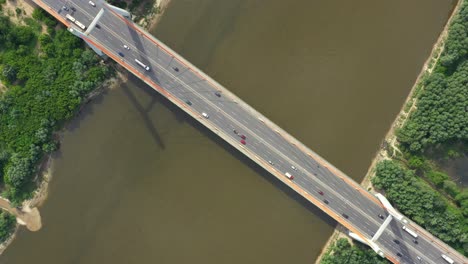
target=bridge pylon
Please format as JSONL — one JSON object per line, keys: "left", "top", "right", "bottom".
{"left": 375, "top": 193, "right": 408, "bottom": 224}
{"left": 68, "top": 28, "right": 105, "bottom": 57}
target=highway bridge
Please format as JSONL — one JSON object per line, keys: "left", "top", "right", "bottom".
{"left": 32, "top": 1, "right": 467, "bottom": 263}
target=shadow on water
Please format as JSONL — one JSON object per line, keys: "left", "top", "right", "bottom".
{"left": 127, "top": 75, "right": 337, "bottom": 228}
{"left": 121, "top": 79, "right": 166, "bottom": 149}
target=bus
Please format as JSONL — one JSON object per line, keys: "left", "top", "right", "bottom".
{"left": 402, "top": 225, "right": 418, "bottom": 238}
{"left": 135, "top": 59, "right": 150, "bottom": 71}
{"left": 65, "top": 14, "right": 76, "bottom": 22}
{"left": 74, "top": 20, "right": 86, "bottom": 30}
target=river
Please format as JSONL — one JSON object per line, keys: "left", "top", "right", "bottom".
{"left": 0, "top": 0, "right": 455, "bottom": 263}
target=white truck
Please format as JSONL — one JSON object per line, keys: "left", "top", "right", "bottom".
{"left": 135, "top": 59, "right": 150, "bottom": 71}
{"left": 402, "top": 225, "right": 418, "bottom": 238}
{"left": 441, "top": 254, "right": 455, "bottom": 264}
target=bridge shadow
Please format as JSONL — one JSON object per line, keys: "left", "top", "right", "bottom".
{"left": 388, "top": 219, "right": 417, "bottom": 262}
{"left": 127, "top": 75, "right": 338, "bottom": 230}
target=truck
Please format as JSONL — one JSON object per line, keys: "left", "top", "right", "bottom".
{"left": 65, "top": 14, "right": 76, "bottom": 22}
{"left": 135, "top": 59, "right": 150, "bottom": 71}
{"left": 402, "top": 225, "right": 418, "bottom": 238}
{"left": 441, "top": 254, "right": 455, "bottom": 264}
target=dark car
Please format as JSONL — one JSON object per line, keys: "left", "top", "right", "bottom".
{"left": 318, "top": 190, "right": 324, "bottom": 195}
{"left": 323, "top": 199, "right": 329, "bottom": 204}
{"left": 378, "top": 214, "right": 384, "bottom": 219}
{"left": 70, "top": 6, "right": 76, "bottom": 11}
{"left": 185, "top": 100, "right": 192, "bottom": 106}
{"left": 342, "top": 213, "right": 349, "bottom": 219}
{"left": 413, "top": 239, "right": 418, "bottom": 244}
{"left": 95, "top": 24, "right": 101, "bottom": 29}
{"left": 172, "top": 67, "right": 179, "bottom": 72}
{"left": 393, "top": 239, "right": 400, "bottom": 244}
{"left": 396, "top": 253, "right": 402, "bottom": 257}
{"left": 233, "top": 129, "right": 238, "bottom": 135}
{"left": 215, "top": 91, "right": 221, "bottom": 97}
{"left": 118, "top": 52, "right": 124, "bottom": 57}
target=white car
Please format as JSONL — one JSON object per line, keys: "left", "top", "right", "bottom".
{"left": 123, "top": 44, "right": 130, "bottom": 50}
{"left": 291, "top": 165, "right": 297, "bottom": 171}
{"left": 89, "top": 1, "right": 96, "bottom": 6}
{"left": 202, "top": 112, "right": 209, "bottom": 118}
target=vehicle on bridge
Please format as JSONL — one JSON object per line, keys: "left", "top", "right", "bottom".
{"left": 442, "top": 254, "right": 455, "bottom": 264}
{"left": 402, "top": 225, "right": 418, "bottom": 238}
{"left": 284, "top": 172, "right": 294, "bottom": 180}
{"left": 135, "top": 59, "right": 150, "bottom": 71}
{"left": 65, "top": 14, "right": 75, "bottom": 22}
{"left": 74, "top": 20, "right": 86, "bottom": 30}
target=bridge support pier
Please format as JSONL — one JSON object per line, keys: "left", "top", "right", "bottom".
{"left": 348, "top": 231, "right": 385, "bottom": 258}
{"left": 68, "top": 28, "right": 105, "bottom": 57}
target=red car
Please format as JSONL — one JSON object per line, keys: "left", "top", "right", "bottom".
{"left": 240, "top": 139, "right": 246, "bottom": 145}
{"left": 240, "top": 134, "right": 246, "bottom": 140}
{"left": 318, "top": 190, "right": 324, "bottom": 195}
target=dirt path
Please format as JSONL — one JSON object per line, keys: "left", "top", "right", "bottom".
{"left": 314, "top": 0, "right": 464, "bottom": 263}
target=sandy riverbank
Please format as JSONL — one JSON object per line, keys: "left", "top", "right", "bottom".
{"left": 314, "top": 1, "right": 464, "bottom": 262}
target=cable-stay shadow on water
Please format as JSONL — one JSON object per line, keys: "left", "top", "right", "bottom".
{"left": 121, "top": 78, "right": 166, "bottom": 150}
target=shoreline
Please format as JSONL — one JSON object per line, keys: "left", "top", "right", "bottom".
{"left": 0, "top": 0, "right": 170, "bottom": 255}
{"left": 314, "top": 0, "right": 464, "bottom": 262}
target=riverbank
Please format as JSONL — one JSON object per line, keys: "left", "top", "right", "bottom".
{"left": 133, "top": 0, "right": 172, "bottom": 30}
{"left": 315, "top": 0, "right": 464, "bottom": 262}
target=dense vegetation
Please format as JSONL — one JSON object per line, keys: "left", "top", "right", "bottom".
{"left": 373, "top": 1, "right": 468, "bottom": 256}
{"left": 0, "top": 212, "right": 15, "bottom": 242}
{"left": 0, "top": 9, "right": 112, "bottom": 206}
{"left": 397, "top": 2, "right": 467, "bottom": 153}
{"left": 372, "top": 160, "right": 467, "bottom": 255}
{"left": 321, "top": 238, "right": 389, "bottom": 264}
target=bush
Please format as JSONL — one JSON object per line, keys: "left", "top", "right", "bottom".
{"left": 443, "top": 180, "right": 461, "bottom": 198}
{"left": 0, "top": 212, "right": 15, "bottom": 242}
{"left": 426, "top": 170, "right": 449, "bottom": 187}
{"left": 321, "top": 238, "right": 389, "bottom": 264}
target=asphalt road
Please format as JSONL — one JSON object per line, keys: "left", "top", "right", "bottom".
{"left": 35, "top": 1, "right": 467, "bottom": 263}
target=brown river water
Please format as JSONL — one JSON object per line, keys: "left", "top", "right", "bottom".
{"left": 0, "top": 0, "right": 454, "bottom": 263}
